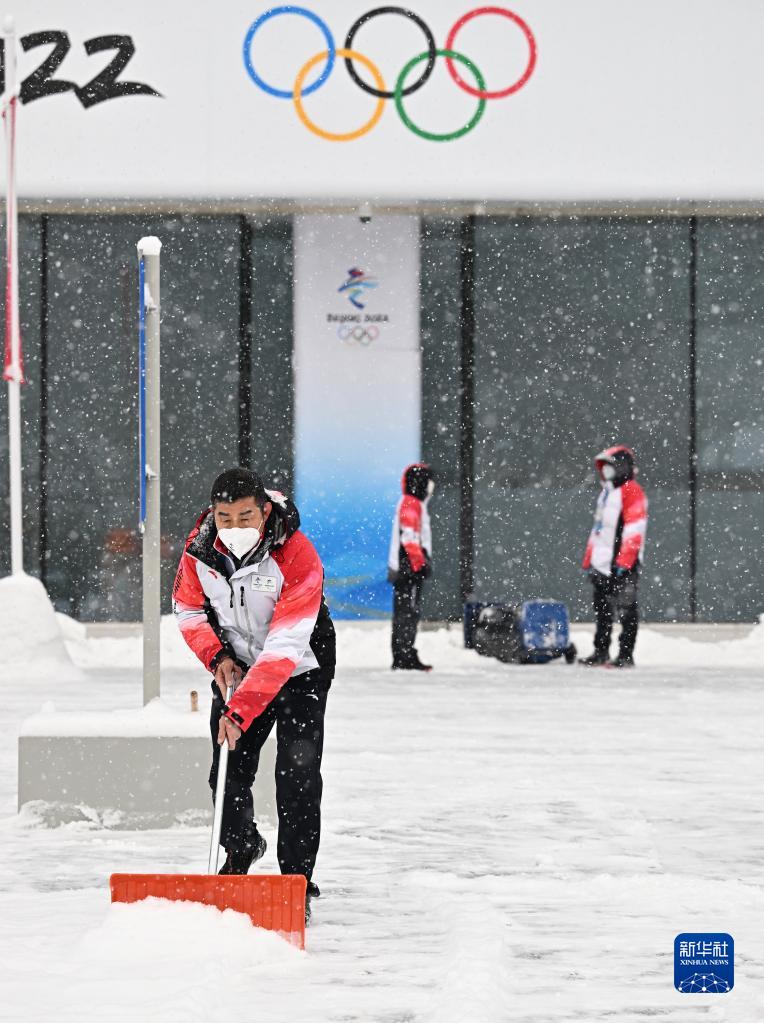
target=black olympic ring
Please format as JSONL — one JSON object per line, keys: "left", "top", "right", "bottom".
{"left": 344, "top": 7, "right": 436, "bottom": 100}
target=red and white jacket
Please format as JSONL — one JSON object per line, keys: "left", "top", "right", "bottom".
{"left": 388, "top": 485, "right": 432, "bottom": 574}
{"left": 583, "top": 479, "right": 648, "bottom": 576}
{"left": 173, "top": 503, "right": 333, "bottom": 731}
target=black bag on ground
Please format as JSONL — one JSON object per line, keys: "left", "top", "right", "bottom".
{"left": 472, "top": 604, "right": 521, "bottom": 663}
{"left": 469, "top": 600, "right": 577, "bottom": 665}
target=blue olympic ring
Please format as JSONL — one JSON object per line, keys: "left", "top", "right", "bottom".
{"left": 242, "top": 5, "right": 336, "bottom": 99}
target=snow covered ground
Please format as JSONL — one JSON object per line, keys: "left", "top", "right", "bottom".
{"left": 1, "top": 618, "right": 763, "bottom": 1021}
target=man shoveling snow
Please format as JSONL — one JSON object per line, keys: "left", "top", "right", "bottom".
{"left": 172, "top": 468, "right": 336, "bottom": 922}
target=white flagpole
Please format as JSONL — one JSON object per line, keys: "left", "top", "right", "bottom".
{"left": 137, "top": 237, "right": 161, "bottom": 705}
{"left": 3, "top": 15, "right": 23, "bottom": 575}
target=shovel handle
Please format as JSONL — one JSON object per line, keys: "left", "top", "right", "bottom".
{"left": 208, "top": 684, "right": 233, "bottom": 874}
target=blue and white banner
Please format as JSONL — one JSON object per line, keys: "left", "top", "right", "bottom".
{"left": 293, "top": 214, "right": 420, "bottom": 618}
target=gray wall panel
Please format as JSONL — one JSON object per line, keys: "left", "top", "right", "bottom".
{"left": 248, "top": 217, "right": 294, "bottom": 492}
{"left": 45, "top": 215, "right": 239, "bottom": 619}
{"left": 696, "top": 218, "right": 764, "bottom": 619}
{"left": 420, "top": 217, "right": 463, "bottom": 620}
{"left": 471, "top": 217, "right": 692, "bottom": 621}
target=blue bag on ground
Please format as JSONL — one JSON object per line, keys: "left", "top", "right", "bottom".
{"left": 466, "top": 600, "right": 576, "bottom": 664}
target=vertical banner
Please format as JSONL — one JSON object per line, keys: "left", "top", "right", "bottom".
{"left": 294, "top": 214, "right": 421, "bottom": 618}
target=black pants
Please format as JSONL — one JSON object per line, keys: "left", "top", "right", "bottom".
{"left": 209, "top": 670, "right": 329, "bottom": 880}
{"left": 592, "top": 571, "right": 639, "bottom": 659}
{"left": 392, "top": 574, "right": 424, "bottom": 666}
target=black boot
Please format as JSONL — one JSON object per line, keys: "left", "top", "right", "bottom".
{"left": 392, "top": 656, "right": 432, "bottom": 672}
{"left": 610, "top": 654, "right": 635, "bottom": 668}
{"left": 579, "top": 651, "right": 609, "bottom": 667}
{"left": 305, "top": 880, "right": 321, "bottom": 924}
{"left": 219, "top": 828, "right": 267, "bottom": 875}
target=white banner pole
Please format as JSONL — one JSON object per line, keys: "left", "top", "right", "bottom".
{"left": 3, "top": 16, "right": 23, "bottom": 576}
{"left": 137, "top": 236, "right": 162, "bottom": 705}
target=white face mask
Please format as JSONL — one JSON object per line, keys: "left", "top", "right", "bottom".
{"left": 218, "top": 526, "right": 262, "bottom": 560}
{"left": 601, "top": 464, "right": 616, "bottom": 481}
{"left": 426, "top": 479, "right": 435, "bottom": 498}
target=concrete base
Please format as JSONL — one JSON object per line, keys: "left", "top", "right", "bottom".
{"left": 18, "top": 714, "right": 276, "bottom": 830}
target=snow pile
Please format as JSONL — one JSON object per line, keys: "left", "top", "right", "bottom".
{"left": 572, "top": 621, "right": 764, "bottom": 668}
{"left": 338, "top": 619, "right": 764, "bottom": 671}
{"left": 59, "top": 615, "right": 476, "bottom": 674}
{"left": 61, "top": 613, "right": 205, "bottom": 673}
{"left": 20, "top": 697, "right": 208, "bottom": 737}
{"left": 87, "top": 897, "right": 299, "bottom": 964}
{"left": 336, "top": 621, "right": 477, "bottom": 671}
{"left": 16, "top": 898, "right": 304, "bottom": 1022}
{"left": 0, "top": 573, "right": 81, "bottom": 679}
{"left": 54, "top": 614, "right": 764, "bottom": 676}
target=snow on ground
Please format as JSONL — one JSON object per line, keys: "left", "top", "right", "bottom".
{"left": 1, "top": 619, "right": 764, "bottom": 1021}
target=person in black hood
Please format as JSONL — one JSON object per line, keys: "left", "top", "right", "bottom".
{"left": 388, "top": 463, "right": 435, "bottom": 671}
{"left": 173, "top": 467, "right": 335, "bottom": 923}
{"left": 581, "top": 446, "right": 649, "bottom": 668}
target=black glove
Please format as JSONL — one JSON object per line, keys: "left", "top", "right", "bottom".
{"left": 587, "top": 568, "right": 608, "bottom": 586}
{"left": 611, "top": 566, "right": 639, "bottom": 601}
{"left": 419, "top": 555, "right": 433, "bottom": 579}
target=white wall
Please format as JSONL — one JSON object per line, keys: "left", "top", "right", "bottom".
{"left": 10, "top": 0, "right": 764, "bottom": 200}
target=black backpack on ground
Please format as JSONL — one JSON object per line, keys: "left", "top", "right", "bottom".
{"left": 473, "top": 605, "right": 521, "bottom": 663}
{"left": 466, "top": 601, "right": 577, "bottom": 665}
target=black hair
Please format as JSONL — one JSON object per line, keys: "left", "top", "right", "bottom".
{"left": 210, "top": 467, "right": 268, "bottom": 507}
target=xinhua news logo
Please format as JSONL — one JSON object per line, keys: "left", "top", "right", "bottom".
{"left": 674, "top": 933, "right": 734, "bottom": 993}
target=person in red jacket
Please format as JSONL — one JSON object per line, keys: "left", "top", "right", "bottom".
{"left": 388, "top": 463, "right": 434, "bottom": 671}
{"left": 173, "top": 467, "right": 335, "bottom": 921}
{"left": 581, "top": 446, "right": 648, "bottom": 668}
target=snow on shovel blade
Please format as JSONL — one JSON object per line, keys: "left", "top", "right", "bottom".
{"left": 110, "top": 873, "right": 306, "bottom": 949}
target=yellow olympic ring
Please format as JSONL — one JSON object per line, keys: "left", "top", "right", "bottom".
{"left": 293, "top": 48, "right": 385, "bottom": 142}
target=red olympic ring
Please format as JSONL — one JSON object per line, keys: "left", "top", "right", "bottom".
{"left": 445, "top": 6, "right": 537, "bottom": 100}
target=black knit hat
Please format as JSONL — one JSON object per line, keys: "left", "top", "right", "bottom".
{"left": 403, "top": 463, "right": 434, "bottom": 500}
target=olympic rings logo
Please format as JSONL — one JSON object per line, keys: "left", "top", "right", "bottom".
{"left": 337, "top": 325, "right": 380, "bottom": 345}
{"left": 242, "top": 6, "right": 537, "bottom": 142}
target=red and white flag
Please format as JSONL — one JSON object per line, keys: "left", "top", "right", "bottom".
{"left": 3, "top": 93, "right": 23, "bottom": 384}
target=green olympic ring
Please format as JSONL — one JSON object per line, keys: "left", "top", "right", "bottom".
{"left": 394, "top": 49, "right": 486, "bottom": 142}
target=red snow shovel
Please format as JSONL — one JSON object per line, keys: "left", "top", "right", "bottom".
{"left": 110, "top": 686, "right": 306, "bottom": 948}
